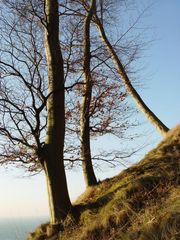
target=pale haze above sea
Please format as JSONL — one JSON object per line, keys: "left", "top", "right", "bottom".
{"left": 0, "top": 217, "right": 48, "bottom": 240}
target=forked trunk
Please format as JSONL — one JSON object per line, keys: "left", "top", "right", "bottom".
{"left": 43, "top": 0, "right": 71, "bottom": 224}
{"left": 80, "top": 0, "right": 97, "bottom": 187}
{"left": 94, "top": 14, "right": 169, "bottom": 136}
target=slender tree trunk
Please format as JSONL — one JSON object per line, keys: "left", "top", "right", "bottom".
{"left": 80, "top": 0, "right": 97, "bottom": 187}
{"left": 43, "top": 0, "right": 71, "bottom": 224}
{"left": 94, "top": 13, "right": 169, "bottom": 136}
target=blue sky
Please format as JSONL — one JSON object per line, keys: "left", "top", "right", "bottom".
{"left": 139, "top": 0, "right": 180, "bottom": 128}
{"left": 0, "top": 0, "right": 180, "bottom": 218}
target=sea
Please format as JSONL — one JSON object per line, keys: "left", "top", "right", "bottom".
{"left": 0, "top": 217, "right": 48, "bottom": 240}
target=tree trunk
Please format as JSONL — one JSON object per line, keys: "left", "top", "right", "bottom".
{"left": 43, "top": 0, "right": 71, "bottom": 224}
{"left": 43, "top": 146, "right": 71, "bottom": 223}
{"left": 80, "top": 0, "right": 97, "bottom": 187}
{"left": 94, "top": 13, "right": 169, "bottom": 136}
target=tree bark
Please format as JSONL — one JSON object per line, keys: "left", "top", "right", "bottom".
{"left": 80, "top": 0, "right": 98, "bottom": 187}
{"left": 43, "top": 0, "right": 71, "bottom": 224}
{"left": 94, "top": 13, "right": 169, "bottom": 136}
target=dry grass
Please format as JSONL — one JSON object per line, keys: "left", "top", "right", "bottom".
{"left": 29, "top": 125, "right": 180, "bottom": 240}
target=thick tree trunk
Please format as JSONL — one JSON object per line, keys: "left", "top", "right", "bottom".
{"left": 94, "top": 14, "right": 169, "bottom": 136}
{"left": 80, "top": 0, "right": 97, "bottom": 187}
{"left": 43, "top": 0, "right": 71, "bottom": 224}
{"left": 43, "top": 147, "right": 71, "bottom": 223}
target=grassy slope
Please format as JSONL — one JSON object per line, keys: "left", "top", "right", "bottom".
{"left": 28, "top": 125, "right": 180, "bottom": 240}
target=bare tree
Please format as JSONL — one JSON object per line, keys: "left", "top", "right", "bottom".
{"left": 0, "top": 0, "right": 72, "bottom": 224}
{"left": 43, "top": 0, "right": 72, "bottom": 223}
{"left": 93, "top": 0, "right": 169, "bottom": 136}
{"left": 80, "top": 0, "right": 98, "bottom": 187}
{"left": 61, "top": 0, "right": 138, "bottom": 187}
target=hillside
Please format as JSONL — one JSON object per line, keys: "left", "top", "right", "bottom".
{"left": 28, "top": 125, "right": 180, "bottom": 240}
